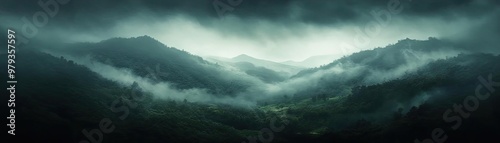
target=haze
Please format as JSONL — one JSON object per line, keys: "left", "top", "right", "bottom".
{"left": 2, "top": 0, "right": 499, "bottom": 63}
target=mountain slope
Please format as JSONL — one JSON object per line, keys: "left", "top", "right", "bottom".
{"left": 263, "top": 53, "right": 500, "bottom": 143}
{"left": 281, "top": 54, "right": 340, "bottom": 68}
{"left": 231, "top": 54, "right": 304, "bottom": 75}
{"left": 277, "top": 38, "right": 466, "bottom": 103}
{"left": 9, "top": 49, "right": 269, "bottom": 143}
{"left": 47, "top": 36, "right": 250, "bottom": 95}
{"left": 233, "top": 61, "right": 287, "bottom": 83}
{"left": 294, "top": 38, "right": 461, "bottom": 78}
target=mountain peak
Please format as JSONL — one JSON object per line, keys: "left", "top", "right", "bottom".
{"left": 233, "top": 54, "right": 255, "bottom": 60}
{"left": 134, "top": 35, "right": 156, "bottom": 41}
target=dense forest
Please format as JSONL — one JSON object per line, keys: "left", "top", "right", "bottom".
{"left": 46, "top": 36, "right": 255, "bottom": 96}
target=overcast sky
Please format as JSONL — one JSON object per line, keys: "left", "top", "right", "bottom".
{"left": 1, "top": 0, "right": 499, "bottom": 62}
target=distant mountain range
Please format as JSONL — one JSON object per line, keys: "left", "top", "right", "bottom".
{"left": 293, "top": 38, "right": 463, "bottom": 78}
{"left": 281, "top": 54, "right": 341, "bottom": 68}
{"left": 206, "top": 54, "right": 305, "bottom": 77}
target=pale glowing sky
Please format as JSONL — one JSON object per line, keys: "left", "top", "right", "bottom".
{"left": 2, "top": 0, "right": 499, "bottom": 62}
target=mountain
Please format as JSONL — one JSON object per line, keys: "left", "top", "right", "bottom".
{"left": 231, "top": 54, "right": 305, "bottom": 75}
{"left": 283, "top": 38, "right": 465, "bottom": 99}
{"left": 293, "top": 38, "right": 462, "bottom": 79}
{"left": 281, "top": 54, "right": 341, "bottom": 68}
{"left": 205, "top": 55, "right": 291, "bottom": 83}
{"left": 280, "top": 53, "right": 500, "bottom": 143}
{"left": 45, "top": 36, "right": 250, "bottom": 95}
{"left": 207, "top": 54, "right": 304, "bottom": 76}
{"left": 232, "top": 61, "right": 287, "bottom": 83}
{"left": 11, "top": 36, "right": 500, "bottom": 143}
{"left": 13, "top": 49, "right": 134, "bottom": 142}
{"left": 8, "top": 49, "right": 267, "bottom": 143}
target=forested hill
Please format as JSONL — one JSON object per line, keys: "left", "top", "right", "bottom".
{"left": 9, "top": 49, "right": 263, "bottom": 143}
{"left": 47, "top": 36, "right": 250, "bottom": 95}
{"left": 293, "top": 38, "right": 460, "bottom": 78}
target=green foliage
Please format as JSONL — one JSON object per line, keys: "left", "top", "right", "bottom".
{"left": 13, "top": 37, "right": 500, "bottom": 143}
{"left": 55, "top": 36, "right": 250, "bottom": 95}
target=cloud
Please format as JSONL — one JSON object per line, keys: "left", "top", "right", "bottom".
{"left": 2, "top": 0, "right": 499, "bottom": 61}
{"left": 3, "top": 0, "right": 497, "bottom": 28}
{"left": 443, "top": 10, "right": 500, "bottom": 54}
